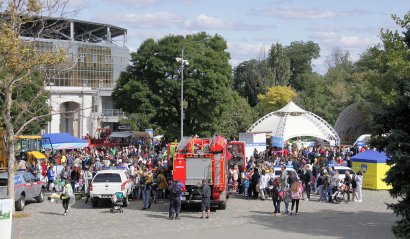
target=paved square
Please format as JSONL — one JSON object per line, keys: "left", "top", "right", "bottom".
{"left": 12, "top": 190, "right": 396, "bottom": 239}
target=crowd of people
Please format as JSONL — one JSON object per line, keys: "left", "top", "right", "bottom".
{"left": 228, "top": 143, "right": 365, "bottom": 216}
{"left": 15, "top": 139, "right": 367, "bottom": 218}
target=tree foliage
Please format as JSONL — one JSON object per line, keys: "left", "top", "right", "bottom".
{"left": 113, "top": 32, "right": 253, "bottom": 139}
{"left": 285, "top": 41, "right": 320, "bottom": 90}
{"left": 0, "top": 0, "right": 67, "bottom": 206}
{"left": 257, "top": 86, "right": 297, "bottom": 114}
{"left": 268, "top": 43, "right": 291, "bottom": 86}
{"left": 369, "top": 12, "right": 410, "bottom": 238}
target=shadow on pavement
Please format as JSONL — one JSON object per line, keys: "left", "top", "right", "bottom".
{"left": 39, "top": 211, "right": 63, "bottom": 216}
{"left": 249, "top": 209, "right": 395, "bottom": 238}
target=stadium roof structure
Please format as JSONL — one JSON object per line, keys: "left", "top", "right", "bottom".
{"left": 247, "top": 101, "right": 340, "bottom": 145}
{"left": 0, "top": 14, "right": 127, "bottom": 44}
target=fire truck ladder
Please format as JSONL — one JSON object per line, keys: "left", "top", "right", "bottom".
{"left": 177, "top": 136, "right": 193, "bottom": 152}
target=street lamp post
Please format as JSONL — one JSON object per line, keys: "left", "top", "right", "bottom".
{"left": 180, "top": 48, "right": 184, "bottom": 140}
{"left": 176, "top": 48, "right": 189, "bottom": 140}
{"left": 48, "top": 82, "right": 55, "bottom": 133}
{"left": 175, "top": 37, "right": 209, "bottom": 140}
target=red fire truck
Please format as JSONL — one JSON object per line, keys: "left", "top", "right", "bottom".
{"left": 171, "top": 135, "right": 245, "bottom": 209}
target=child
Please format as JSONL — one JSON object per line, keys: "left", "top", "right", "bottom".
{"left": 243, "top": 173, "right": 250, "bottom": 199}
{"left": 271, "top": 179, "right": 281, "bottom": 215}
{"left": 290, "top": 181, "right": 303, "bottom": 215}
{"left": 283, "top": 187, "right": 291, "bottom": 215}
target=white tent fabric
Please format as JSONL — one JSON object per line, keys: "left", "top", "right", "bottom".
{"left": 247, "top": 101, "right": 340, "bottom": 144}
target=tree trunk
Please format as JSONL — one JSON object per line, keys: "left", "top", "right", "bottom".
{"left": 3, "top": 78, "right": 16, "bottom": 212}
{"left": 7, "top": 139, "right": 16, "bottom": 212}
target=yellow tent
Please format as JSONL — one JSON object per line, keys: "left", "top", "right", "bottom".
{"left": 351, "top": 150, "right": 391, "bottom": 190}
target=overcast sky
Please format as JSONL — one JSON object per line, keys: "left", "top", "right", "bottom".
{"left": 67, "top": 0, "right": 409, "bottom": 74}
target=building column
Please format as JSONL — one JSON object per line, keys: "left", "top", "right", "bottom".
{"left": 107, "top": 26, "right": 111, "bottom": 42}
{"left": 70, "top": 21, "right": 74, "bottom": 40}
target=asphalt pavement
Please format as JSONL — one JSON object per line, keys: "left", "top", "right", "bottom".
{"left": 12, "top": 190, "right": 396, "bottom": 239}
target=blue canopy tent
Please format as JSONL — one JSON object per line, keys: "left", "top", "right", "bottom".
{"left": 42, "top": 133, "right": 88, "bottom": 150}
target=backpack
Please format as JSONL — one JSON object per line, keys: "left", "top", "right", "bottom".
{"left": 268, "top": 177, "right": 275, "bottom": 186}
{"left": 170, "top": 183, "right": 182, "bottom": 197}
{"left": 243, "top": 179, "right": 250, "bottom": 188}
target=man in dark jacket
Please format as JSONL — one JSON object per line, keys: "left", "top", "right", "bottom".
{"left": 287, "top": 171, "right": 297, "bottom": 187}
{"left": 251, "top": 168, "right": 260, "bottom": 199}
{"left": 303, "top": 167, "right": 313, "bottom": 200}
{"left": 169, "top": 180, "right": 183, "bottom": 220}
{"left": 201, "top": 179, "right": 211, "bottom": 219}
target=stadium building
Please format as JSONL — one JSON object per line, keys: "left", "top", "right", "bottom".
{"left": 20, "top": 17, "right": 130, "bottom": 137}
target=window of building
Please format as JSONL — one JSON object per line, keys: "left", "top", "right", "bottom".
{"left": 79, "top": 54, "right": 85, "bottom": 63}
{"left": 105, "top": 55, "right": 111, "bottom": 64}
{"left": 93, "top": 54, "right": 98, "bottom": 64}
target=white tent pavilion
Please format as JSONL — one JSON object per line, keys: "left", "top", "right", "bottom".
{"left": 247, "top": 101, "right": 340, "bottom": 145}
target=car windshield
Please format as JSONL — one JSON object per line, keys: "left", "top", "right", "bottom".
{"left": 93, "top": 173, "right": 121, "bottom": 183}
{"left": 0, "top": 178, "right": 7, "bottom": 186}
{"left": 337, "top": 169, "right": 353, "bottom": 175}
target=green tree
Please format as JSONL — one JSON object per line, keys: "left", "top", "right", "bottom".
{"left": 233, "top": 59, "right": 275, "bottom": 107}
{"left": 293, "top": 72, "right": 335, "bottom": 123}
{"left": 114, "top": 32, "right": 251, "bottom": 139}
{"left": 215, "top": 91, "right": 255, "bottom": 138}
{"left": 257, "top": 86, "right": 297, "bottom": 114}
{"left": 369, "top": 12, "right": 410, "bottom": 238}
{"left": 285, "top": 41, "right": 320, "bottom": 90}
{"left": 268, "top": 43, "right": 291, "bottom": 86}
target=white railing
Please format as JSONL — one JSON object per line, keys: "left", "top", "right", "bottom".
{"left": 102, "top": 109, "right": 126, "bottom": 117}
{"left": 50, "top": 79, "right": 115, "bottom": 89}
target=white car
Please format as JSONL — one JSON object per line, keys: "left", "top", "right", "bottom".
{"left": 273, "top": 166, "right": 296, "bottom": 178}
{"left": 332, "top": 166, "right": 355, "bottom": 182}
{"left": 90, "top": 169, "right": 134, "bottom": 208}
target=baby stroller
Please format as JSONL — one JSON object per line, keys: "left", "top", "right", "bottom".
{"left": 110, "top": 192, "right": 124, "bottom": 213}
{"left": 332, "top": 184, "right": 348, "bottom": 204}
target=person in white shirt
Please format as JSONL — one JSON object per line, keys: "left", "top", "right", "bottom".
{"left": 229, "top": 165, "right": 239, "bottom": 192}
{"left": 259, "top": 170, "right": 270, "bottom": 200}
{"left": 355, "top": 170, "right": 363, "bottom": 202}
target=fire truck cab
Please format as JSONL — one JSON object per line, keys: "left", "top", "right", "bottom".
{"left": 173, "top": 136, "right": 230, "bottom": 209}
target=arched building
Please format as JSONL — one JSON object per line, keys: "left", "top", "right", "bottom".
{"left": 334, "top": 103, "right": 371, "bottom": 145}
{"left": 248, "top": 101, "right": 340, "bottom": 145}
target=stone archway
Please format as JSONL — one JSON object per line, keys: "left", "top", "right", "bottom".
{"left": 60, "top": 101, "right": 81, "bottom": 137}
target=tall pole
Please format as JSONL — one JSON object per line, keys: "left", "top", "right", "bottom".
{"left": 180, "top": 47, "right": 184, "bottom": 140}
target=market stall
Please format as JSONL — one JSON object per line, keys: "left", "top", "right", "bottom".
{"left": 351, "top": 150, "right": 392, "bottom": 190}
{"left": 42, "top": 132, "right": 88, "bottom": 150}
